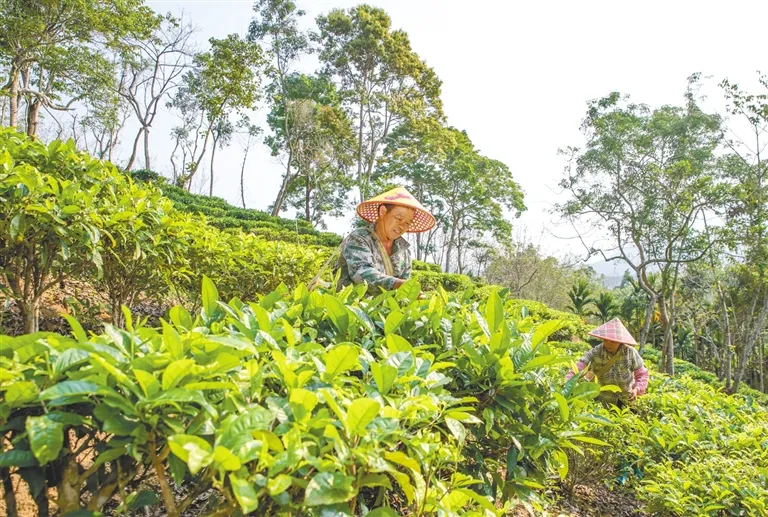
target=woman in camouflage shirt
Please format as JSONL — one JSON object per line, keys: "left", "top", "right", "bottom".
{"left": 335, "top": 187, "right": 435, "bottom": 294}
{"left": 565, "top": 318, "right": 650, "bottom": 407}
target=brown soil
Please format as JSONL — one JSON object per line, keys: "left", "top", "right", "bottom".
{"left": 547, "top": 483, "right": 648, "bottom": 517}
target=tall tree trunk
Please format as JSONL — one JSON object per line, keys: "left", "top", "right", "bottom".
{"left": 8, "top": 67, "right": 20, "bottom": 128}
{"left": 185, "top": 127, "right": 212, "bottom": 192}
{"left": 209, "top": 136, "right": 218, "bottom": 197}
{"left": 444, "top": 212, "right": 458, "bottom": 273}
{"left": 638, "top": 293, "right": 656, "bottom": 355}
{"left": 356, "top": 98, "right": 364, "bottom": 203}
{"left": 26, "top": 98, "right": 41, "bottom": 137}
{"left": 732, "top": 291, "right": 768, "bottom": 392}
{"left": 658, "top": 297, "right": 675, "bottom": 375}
{"left": 239, "top": 146, "right": 250, "bottom": 209}
{"left": 271, "top": 149, "right": 293, "bottom": 216}
{"left": 144, "top": 126, "right": 151, "bottom": 170}
{"left": 305, "top": 176, "right": 311, "bottom": 222}
{"left": 759, "top": 337, "right": 765, "bottom": 393}
{"left": 126, "top": 127, "right": 144, "bottom": 171}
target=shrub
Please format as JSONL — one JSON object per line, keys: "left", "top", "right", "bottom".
{"left": 0, "top": 281, "right": 606, "bottom": 516}
{"left": 412, "top": 270, "right": 474, "bottom": 292}
{"left": 412, "top": 260, "right": 441, "bottom": 273}
{"left": 167, "top": 215, "right": 329, "bottom": 309}
{"left": 0, "top": 129, "right": 137, "bottom": 333}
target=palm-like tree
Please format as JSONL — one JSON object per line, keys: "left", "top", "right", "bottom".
{"left": 594, "top": 291, "right": 618, "bottom": 323}
{"left": 567, "top": 279, "right": 596, "bottom": 319}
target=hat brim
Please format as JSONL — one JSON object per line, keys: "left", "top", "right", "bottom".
{"left": 588, "top": 330, "right": 638, "bottom": 346}
{"left": 356, "top": 201, "right": 436, "bottom": 233}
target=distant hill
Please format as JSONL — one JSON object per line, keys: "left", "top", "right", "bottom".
{"left": 585, "top": 258, "right": 630, "bottom": 289}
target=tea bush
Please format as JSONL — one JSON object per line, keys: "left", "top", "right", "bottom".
{"left": 139, "top": 175, "right": 343, "bottom": 248}
{"left": 411, "top": 270, "right": 474, "bottom": 292}
{"left": 167, "top": 214, "right": 329, "bottom": 309}
{"left": 559, "top": 350, "right": 768, "bottom": 517}
{"left": 0, "top": 281, "right": 610, "bottom": 516}
{"left": 412, "top": 260, "right": 442, "bottom": 273}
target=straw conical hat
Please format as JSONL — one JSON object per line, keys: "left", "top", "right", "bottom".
{"left": 356, "top": 187, "right": 436, "bottom": 233}
{"left": 588, "top": 318, "right": 638, "bottom": 346}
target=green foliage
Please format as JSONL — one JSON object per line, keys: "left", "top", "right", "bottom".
{"left": 0, "top": 281, "right": 605, "bottom": 515}
{"left": 566, "top": 279, "right": 595, "bottom": 318}
{"left": 168, "top": 214, "right": 328, "bottom": 308}
{"left": 0, "top": 0, "right": 160, "bottom": 135}
{"left": 146, "top": 176, "right": 343, "bottom": 247}
{"left": 412, "top": 270, "right": 474, "bottom": 292}
{"left": 0, "top": 129, "right": 137, "bottom": 332}
{"left": 412, "top": 260, "right": 442, "bottom": 273}
{"left": 594, "top": 374, "right": 768, "bottom": 516}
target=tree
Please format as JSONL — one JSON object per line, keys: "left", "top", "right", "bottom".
{"left": 436, "top": 128, "right": 525, "bottom": 273}
{"left": 169, "top": 34, "right": 265, "bottom": 192}
{"left": 0, "top": 0, "right": 159, "bottom": 136}
{"left": 265, "top": 73, "right": 355, "bottom": 227}
{"left": 715, "top": 75, "right": 768, "bottom": 393}
{"left": 209, "top": 118, "right": 234, "bottom": 196}
{"left": 120, "top": 14, "right": 195, "bottom": 171}
{"left": 594, "top": 291, "right": 618, "bottom": 323}
{"left": 316, "top": 4, "right": 443, "bottom": 202}
{"left": 236, "top": 117, "right": 262, "bottom": 208}
{"left": 484, "top": 236, "right": 586, "bottom": 310}
{"left": 378, "top": 123, "right": 524, "bottom": 272}
{"left": 567, "top": 279, "right": 596, "bottom": 319}
{"left": 248, "top": 0, "right": 312, "bottom": 216}
{"left": 557, "top": 81, "right": 724, "bottom": 374}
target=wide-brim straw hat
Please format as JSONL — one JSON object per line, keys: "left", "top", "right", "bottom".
{"left": 588, "top": 318, "right": 638, "bottom": 346}
{"left": 356, "top": 187, "right": 436, "bottom": 233}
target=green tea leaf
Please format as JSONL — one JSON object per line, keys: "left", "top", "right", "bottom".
{"left": 39, "top": 380, "right": 103, "bottom": 400}
{"left": 485, "top": 289, "right": 504, "bottom": 333}
{"left": 325, "top": 294, "right": 349, "bottom": 336}
{"left": 553, "top": 393, "right": 570, "bottom": 422}
{"left": 386, "top": 334, "right": 413, "bottom": 353}
{"left": 53, "top": 348, "right": 89, "bottom": 376}
{"left": 304, "top": 472, "right": 356, "bottom": 506}
{"left": 384, "top": 451, "right": 420, "bottom": 472}
{"left": 346, "top": 398, "right": 381, "bottom": 435}
{"left": 6, "top": 381, "right": 38, "bottom": 407}
{"left": 289, "top": 388, "right": 319, "bottom": 423}
{"left": 63, "top": 314, "right": 88, "bottom": 343}
{"left": 26, "top": 415, "right": 64, "bottom": 465}
{"left": 201, "top": 275, "right": 220, "bottom": 321}
{"left": 267, "top": 474, "right": 293, "bottom": 496}
{"left": 168, "top": 435, "right": 213, "bottom": 474}
{"left": 162, "top": 359, "right": 195, "bottom": 391}
{"left": 550, "top": 450, "right": 569, "bottom": 484}
{"left": 323, "top": 344, "right": 359, "bottom": 379}
{"left": 161, "top": 318, "right": 183, "bottom": 359}
{"left": 371, "top": 362, "right": 398, "bottom": 395}
{"left": 212, "top": 446, "right": 241, "bottom": 471}
{"left": 230, "top": 473, "right": 260, "bottom": 513}
{"left": 384, "top": 310, "right": 406, "bottom": 335}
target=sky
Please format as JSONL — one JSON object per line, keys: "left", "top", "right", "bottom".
{"left": 131, "top": 0, "right": 768, "bottom": 275}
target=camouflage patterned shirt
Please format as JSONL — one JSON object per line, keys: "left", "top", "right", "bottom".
{"left": 335, "top": 225, "right": 412, "bottom": 292}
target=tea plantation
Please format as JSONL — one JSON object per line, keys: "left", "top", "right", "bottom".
{"left": 2, "top": 130, "right": 768, "bottom": 515}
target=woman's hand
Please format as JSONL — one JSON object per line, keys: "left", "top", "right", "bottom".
{"left": 628, "top": 388, "right": 638, "bottom": 401}
{"left": 582, "top": 371, "right": 595, "bottom": 381}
